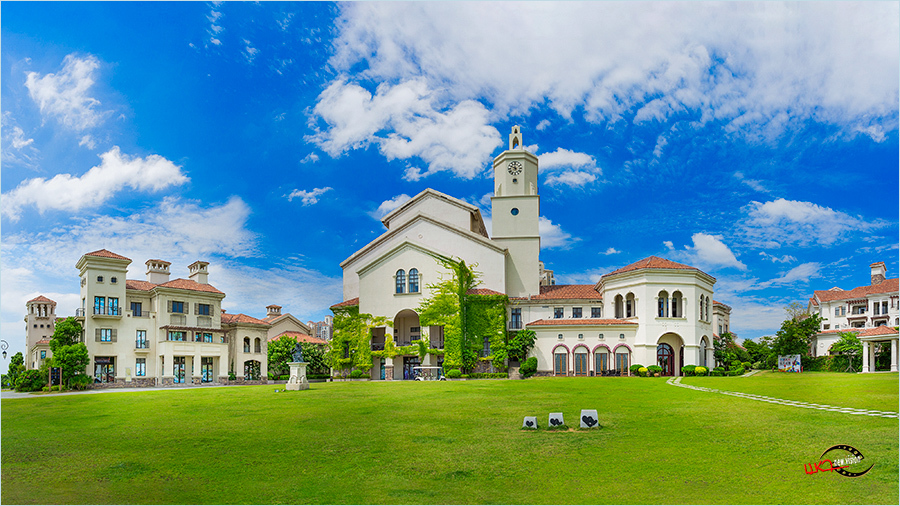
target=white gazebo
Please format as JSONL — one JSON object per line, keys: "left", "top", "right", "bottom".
{"left": 858, "top": 326, "right": 899, "bottom": 373}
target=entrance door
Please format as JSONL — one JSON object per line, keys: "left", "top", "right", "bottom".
{"left": 554, "top": 353, "right": 567, "bottom": 376}
{"left": 657, "top": 343, "right": 675, "bottom": 376}
{"left": 173, "top": 357, "right": 186, "bottom": 384}
{"left": 402, "top": 356, "right": 421, "bottom": 380}
{"left": 94, "top": 357, "right": 115, "bottom": 383}
{"left": 595, "top": 352, "right": 608, "bottom": 376}
{"left": 379, "top": 358, "right": 386, "bottom": 380}
{"left": 574, "top": 353, "right": 588, "bottom": 376}
{"left": 615, "top": 352, "right": 629, "bottom": 374}
{"left": 201, "top": 357, "right": 213, "bottom": 383}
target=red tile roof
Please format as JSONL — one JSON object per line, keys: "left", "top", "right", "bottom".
{"left": 85, "top": 249, "right": 131, "bottom": 261}
{"left": 124, "top": 278, "right": 224, "bottom": 294}
{"left": 526, "top": 318, "right": 638, "bottom": 326}
{"left": 467, "top": 288, "right": 506, "bottom": 296}
{"left": 813, "top": 278, "right": 899, "bottom": 303}
{"left": 270, "top": 331, "right": 327, "bottom": 344}
{"left": 125, "top": 279, "right": 156, "bottom": 291}
{"left": 602, "top": 256, "right": 699, "bottom": 278}
{"left": 330, "top": 297, "right": 359, "bottom": 309}
{"left": 27, "top": 295, "right": 55, "bottom": 304}
{"left": 221, "top": 313, "right": 271, "bottom": 326}
{"left": 530, "top": 284, "right": 601, "bottom": 300}
{"left": 858, "top": 326, "right": 899, "bottom": 338}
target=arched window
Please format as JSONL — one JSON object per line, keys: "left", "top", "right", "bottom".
{"left": 658, "top": 291, "right": 669, "bottom": 317}
{"left": 395, "top": 269, "right": 406, "bottom": 294}
{"left": 672, "top": 291, "right": 682, "bottom": 318}
{"left": 243, "top": 360, "right": 260, "bottom": 380}
{"left": 614, "top": 346, "right": 631, "bottom": 374}
{"left": 553, "top": 348, "right": 568, "bottom": 376}
{"left": 614, "top": 295, "right": 624, "bottom": 319}
{"left": 699, "top": 295, "right": 705, "bottom": 320}
{"left": 243, "top": 337, "right": 251, "bottom": 353}
{"left": 700, "top": 337, "right": 708, "bottom": 368}
{"left": 706, "top": 296, "right": 711, "bottom": 321}
{"left": 574, "top": 347, "right": 589, "bottom": 376}
{"left": 254, "top": 337, "right": 261, "bottom": 353}
{"left": 625, "top": 293, "right": 635, "bottom": 318}
{"left": 408, "top": 268, "right": 419, "bottom": 293}
{"left": 595, "top": 348, "right": 609, "bottom": 375}
{"left": 657, "top": 343, "right": 675, "bottom": 376}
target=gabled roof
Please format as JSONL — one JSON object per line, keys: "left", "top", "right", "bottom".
{"left": 813, "top": 278, "right": 899, "bottom": 303}
{"left": 530, "top": 284, "right": 601, "bottom": 301}
{"left": 221, "top": 312, "right": 271, "bottom": 326}
{"left": 269, "top": 331, "right": 327, "bottom": 345}
{"left": 330, "top": 297, "right": 359, "bottom": 309}
{"left": 27, "top": 295, "right": 55, "bottom": 304}
{"left": 126, "top": 280, "right": 156, "bottom": 291}
{"left": 526, "top": 318, "right": 637, "bottom": 326}
{"left": 380, "top": 188, "right": 481, "bottom": 229}
{"left": 124, "top": 278, "right": 224, "bottom": 295}
{"left": 601, "top": 256, "right": 700, "bottom": 278}
{"left": 85, "top": 249, "right": 131, "bottom": 261}
{"left": 467, "top": 288, "right": 506, "bottom": 296}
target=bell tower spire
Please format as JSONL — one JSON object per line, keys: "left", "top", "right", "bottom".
{"left": 491, "top": 125, "right": 540, "bottom": 298}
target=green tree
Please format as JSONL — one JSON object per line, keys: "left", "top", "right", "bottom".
{"left": 743, "top": 339, "right": 772, "bottom": 364}
{"left": 5, "top": 351, "right": 25, "bottom": 387}
{"left": 772, "top": 313, "right": 823, "bottom": 357}
{"left": 49, "top": 317, "right": 89, "bottom": 386}
{"left": 267, "top": 335, "right": 298, "bottom": 377}
{"left": 829, "top": 331, "right": 862, "bottom": 372}
{"left": 713, "top": 331, "right": 736, "bottom": 368}
{"left": 783, "top": 301, "right": 809, "bottom": 321}
{"left": 300, "top": 341, "right": 329, "bottom": 375}
{"left": 507, "top": 329, "right": 537, "bottom": 362}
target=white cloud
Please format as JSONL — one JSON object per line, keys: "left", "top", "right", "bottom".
{"left": 1, "top": 147, "right": 188, "bottom": 221}
{"left": 540, "top": 216, "right": 576, "bottom": 250}
{"left": 535, "top": 119, "right": 551, "bottom": 131}
{"left": 309, "top": 79, "right": 502, "bottom": 179}
{"left": 537, "top": 148, "right": 600, "bottom": 187}
{"left": 761, "top": 262, "right": 822, "bottom": 287}
{"left": 78, "top": 135, "right": 97, "bottom": 150}
{"left": 369, "top": 193, "right": 412, "bottom": 220}
{"left": 759, "top": 252, "right": 797, "bottom": 264}
{"left": 326, "top": 2, "right": 897, "bottom": 142}
{"left": 206, "top": 5, "right": 224, "bottom": 46}
{"left": 25, "top": 54, "right": 110, "bottom": 131}
{"left": 242, "top": 39, "right": 259, "bottom": 63}
{"left": 301, "top": 153, "right": 319, "bottom": 163}
{"left": 1, "top": 113, "right": 39, "bottom": 168}
{"left": 679, "top": 232, "right": 747, "bottom": 270}
{"left": 545, "top": 170, "right": 597, "bottom": 187}
{"left": 602, "top": 247, "right": 621, "bottom": 255}
{"left": 663, "top": 240, "right": 674, "bottom": 250}
{"left": 733, "top": 171, "right": 769, "bottom": 194}
{"left": 741, "top": 198, "right": 892, "bottom": 247}
{"left": 287, "top": 187, "right": 332, "bottom": 206}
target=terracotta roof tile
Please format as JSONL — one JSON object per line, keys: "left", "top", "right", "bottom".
{"left": 85, "top": 249, "right": 131, "bottom": 261}
{"left": 467, "top": 288, "right": 506, "bottom": 296}
{"left": 221, "top": 313, "right": 271, "bottom": 326}
{"left": 270, "top": 331, "right": 327, "bottom": 344}
{"left": 857, "top": 326, "right": 899, "bottom": 338}
{"left": 530, "top": 284, "right": 601, "bottom": 301}
{"left": 126, "top": 279, "right": 156, "bottom": 291}
{"left": 156, "top": 278, "right": 224, "bottom": 295}
{"left": 526, "top": 318, "right": 638, "bottom": 326}
{"left": 330, "top": 297, "right": 359, "bottom": 309}
{"left": 602, "top": 256, "right": 699, "bottom": 278}
{"left": 27, "top": 295, "right": 55, "bottom": 304}
{"left": 813, "top": 278, "right": 899, "bottom": 303}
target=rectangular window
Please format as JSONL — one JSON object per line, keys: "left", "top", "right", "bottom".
{"left": 197, "top": 303, "right": 211, "bottom": 316}
{"left": 578, "top": 333, "right": 584, "bottom": 340}
{"left": 136, "top": 330, "right": 148, "bottom": 348}
{"left": 135, "top": 358, "right": 146, "bottom": 377}
{"left": 558, "top": 333, "right": 563, "bottom": 340}
{"left": 554, "top": 307, "right": 564, "bottom": 319}
{"left": 574, "top": 353, "right": 588, "bottom": 376}
{"left": 599, "top": 333, "right": 604, "bottom": 339}
{"left": 40, "top": 350, "right": 46, "bottom": 359}
{"left": 131, "top": 302, "right": 143, "bottom": 317}
{"left": 616, "top": 352, "right": 629, "bottom": 372}
{"left": 591, "top": 307, "right": 602, "bottom": 318}
{"left": 482, "top": 336, "right": 490, "bottom": 357}
{"left": 168, "top": 331, "right": 186, "bottom": 341}
{"left": 109, "top": 297, "right": 120, "bottom": 316}
{"left": 170, "top": 300, "right": 185, "bottom": 314}
{"left": 100, "top": 328, "right": 113, "bottom": 342}
{"left": 834, "top": 307, "right": 840, "bottom": 316}
{"left": 881, "top": 301, "right": 888, "bottom": 314}
{"left": 94, "top": 296, "right": 105, "bottom": 315}
{"left": 509, "top": 308, "right": 522, "bottom": 329}
{"left": 595, "top": 352, "right": 608, "bottom": 373}
{"left": 204, "top": 333, "right": 213, "bottom": 343}
{"left": 572, "top": 307, "right": 582, "bottom": 318}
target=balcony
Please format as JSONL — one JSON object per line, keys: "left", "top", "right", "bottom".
{"left": 135, "top": 340, "right": 150, "bottom": 352}
{"left": 371, "top": 341, "right": 385, "bottom": 351}
{"left": 509, "top": 320, "right": 523, "bottom": 330}
{"left": 75, "top": 308, "right": 85, "bottom": 317}
{"left": 92, "top": 307, "right": 122, "bottom": 319}
{"left": 131, "top": 310, "right": 150, "bottom": 318}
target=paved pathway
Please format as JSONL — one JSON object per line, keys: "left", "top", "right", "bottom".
{"left": 667, "top": 376, "right": 899, "bottom": 419}
{"left": 1, "top": 383, "right": 235, "bottom": 400}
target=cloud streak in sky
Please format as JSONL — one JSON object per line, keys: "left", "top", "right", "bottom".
{"left": 25, "top": 54, "right": 110, "bottom": 131}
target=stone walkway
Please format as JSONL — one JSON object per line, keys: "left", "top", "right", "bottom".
{"left": 666, "top": 376, "right": 899, "bottom": 419}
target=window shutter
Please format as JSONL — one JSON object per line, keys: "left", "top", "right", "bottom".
{"left": 194, "top": 303, "right": 198, "bottom": 315}
{"left": 167, "top": 300, "right": 173, "bottom": 313}
{"left": 95, "top": 328, "right": 101, "bottom": 342}
{"left": 111, "top": 329, "right": 117, "bottom": 342}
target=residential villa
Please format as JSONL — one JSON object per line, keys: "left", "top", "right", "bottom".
{"left": 808, "top": 261, "right": 899, "bottom": 372}
{"left": 331, "top": 126, "right": 731, "bottom": 379}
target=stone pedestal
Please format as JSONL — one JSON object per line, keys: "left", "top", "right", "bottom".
{"left": 286, "top": 361, "right": 309, "bottom": 391}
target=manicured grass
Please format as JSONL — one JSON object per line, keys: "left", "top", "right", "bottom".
{"left": 2, "top": 374, "right": 897, "bottom": 504}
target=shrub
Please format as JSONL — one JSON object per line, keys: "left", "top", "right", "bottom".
{"left": 730, "top": 360, "right": 742, "bottom": 370}
{"left": 467, "top": 373, "right": 508, "bottom": 379}
{"left": 638, "top": 367, "right": 648, "bottom": 377}
{"left": 728, "top": 367, "right": 745, "bottom": 376}
{"left": 741, "top": 361, "right": 752, "bottom": 370}
{"left": 519, "top": 357, "right": 537, "bottom": 378}
{"left": 713, "top": 366, "right": 725, "bottom": 372}
{"left": 751, "top": 361, "right": 762, "bottom": 370}
{"left": 629, "top": 364, "right": 644, "bottom": 374}
{"left": 710, "top": 370, "right": 724, "bottom": 376}
{"left": 308, "top": 373, "right": 331, "bottom": 380}
{"left": 647, "top": 365, "right": 662, "bottom": 375}
{"left": 694, "top": 366, "right": 707, "bottom": 376}
{"left": 445, "top": 369, "right": 463, "bottom": 379}
{"left": 681, "top": 364, "right": 697, "bottom": 376}
{"left": 349, "top": 369, "right": 366, "bottom": 379}
{"left": 15, "top": 369, "right": 47, "bottom": 392}
{"left": 69, "top": 374, "right": 92, "bottom": 391}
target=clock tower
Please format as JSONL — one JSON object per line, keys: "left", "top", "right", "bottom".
{"left": 491, "top": 125, "right": 540, "bottom": 298}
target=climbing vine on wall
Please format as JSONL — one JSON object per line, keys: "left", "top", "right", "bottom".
{"left": 330, "top": 304, "right": 392, "bottom": 373}
{"left": 417, "top": 253, "right": 508, "bottom": 372}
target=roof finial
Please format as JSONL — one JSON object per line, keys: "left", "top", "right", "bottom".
{"left": 509, "top": 125, "right": 522, "bottom": 150}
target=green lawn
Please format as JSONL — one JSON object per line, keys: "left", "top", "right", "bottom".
{"left": 2, "top": 373, "right": 897, "bottom": 504}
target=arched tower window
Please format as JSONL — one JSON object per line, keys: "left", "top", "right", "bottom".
{"left": 614, "top": 295, "right": 624, "bottom": 319}
{"left": 395, "top": 269, "right": 406, "bottom": 294}
{"left": 672, "top": 291, "right": 683, "bottom": 318}
{"left": 408, "top": 268, "right": 419, "bottom": 293}
{"left": 625, "top": 293, "right": 635, "bottom": 318}
{"left": 658, "top": 291, "right": 669, "bottom": 317}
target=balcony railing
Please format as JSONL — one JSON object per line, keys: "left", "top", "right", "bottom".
{"left": 75, "top": 308, "right": 85, "bottom": 317}
{"left": 509, "top": 320, "right": 523, "bottom": 330}
{"left": 371, "top": 342, "right": 385, "bottom": 351}
{"left": 429, "top": 339, "right": 444, "bottom": 349}
{"left": 131, "top": 310, "right": 149, "bottom": 318}
{"left": 135, "top": 340, "right": 150, "bottom": 349}
{"left": 93, "top": 307, "right": 121, "bottom": 316}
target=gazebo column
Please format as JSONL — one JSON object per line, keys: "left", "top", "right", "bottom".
{"left": 861, "top": 341, "right": 870, "bottom": 373}
{"left": 891, "top": 339, "right": 898, "bottom": 372}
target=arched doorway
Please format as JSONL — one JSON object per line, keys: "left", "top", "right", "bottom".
{"left": 657, "top": 343, "right": 675, "bottom": 376}
{"left": 393, "top": 309, "right": 420, "bottom": 347}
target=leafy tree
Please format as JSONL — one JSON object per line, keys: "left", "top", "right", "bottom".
{"left": 743, "top": 339, "right": 772, "bottom": 364}
{"left": 507, "top": 329, "right": 537, "bottom": 362}
{"left": 300, "top": 341, "right": 329, "bottom": 375}
{"left": 5, "top": 352, "right": 25, "bottom": 387}
{"left": 829, "top": 331, "right": 862, "bottom": 372}
{"left": 784, "top": 302, "right": 809, "bottom": 321}
{"left": 772, "top": 313, "right": 824, "bottom": 357}
{"left": 713, "top": 332, "right": 736, "bottom": 368}
{"left": 49, "top": 318, "right": 89, "bottom": 386}
{"left": 268, "top": 335, "right": 298, "bottom": 377}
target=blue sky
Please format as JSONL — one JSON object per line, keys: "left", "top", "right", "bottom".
{"left": 2, "top": 2, "right": 898, "bottom": 359}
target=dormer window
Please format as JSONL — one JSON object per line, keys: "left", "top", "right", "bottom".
{"left": 395, "top": 270, "right": 406, "bottom": 294}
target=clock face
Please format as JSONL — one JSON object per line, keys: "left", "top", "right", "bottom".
{"left": 507, "top": 160, "right": 523, "bottom": 176}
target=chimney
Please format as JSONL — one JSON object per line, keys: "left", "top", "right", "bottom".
{"left": 146, "top": 259, "right": 171, "bottom": 284}
{"left": 870, "top": 261, "right": 887, "bottom": 285}
{"left": 266, "top": 304, "right": 282, "bottom": 318}
{"left": 189, "top": 261, "right": 210, "bottom": 284}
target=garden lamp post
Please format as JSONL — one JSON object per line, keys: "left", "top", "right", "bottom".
{"left": 1, "top": 339, "right": 8, "bottom": 360}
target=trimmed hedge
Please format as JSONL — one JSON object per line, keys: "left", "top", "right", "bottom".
{"left": 637, "top": 367, "right": 649, "bottom": 377}
{"left": 681, "top": 364, "right": 697, "bottom": 376}
{"left": 467, "top": 373, "right": 508, "bottom": 379}
{"left": 647, "top": 365, "right": 662, "bottom": 375}
{"left": 694, "top": 366, "right": 707, "bottom": 376}
{"left": 630, "top": 364, "right": 644, "bottom": 374}
{"left": 519, "top": 357, "right": 537, "bottom": 378}
{"left": 445, "top": 369, "right": 463, "bottom": 379}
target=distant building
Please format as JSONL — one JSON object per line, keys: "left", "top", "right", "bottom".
{"left": 24, "top": 295, "right": 57, "bottom": 370}
{"left": 306, "top": 315, "right": 333, "bottom": 341}
{"left": 807, "top": 261, "right": 898, "bottom": 372}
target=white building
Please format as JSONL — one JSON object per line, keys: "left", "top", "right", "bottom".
{"left": 24, "top": 295, "right": 57, "bottom": 370}
{"left": 807, "top": 261, "right": 898, "bottom": 371}
{"left": 332, "top": 126, "right": 728, "bottom": 378}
